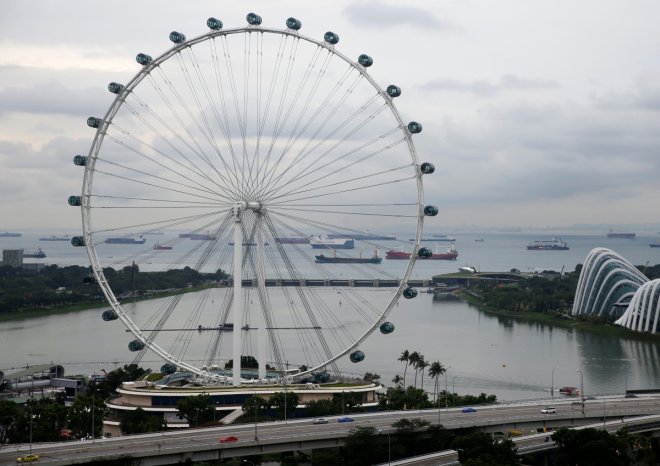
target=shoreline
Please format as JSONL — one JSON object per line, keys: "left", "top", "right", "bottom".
{"left": 458, "top": 292, "right": 660, "bottom": 343}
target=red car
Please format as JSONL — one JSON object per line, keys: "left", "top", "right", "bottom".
{"left": 219, "top": 435, "right": 238, "bottom": 443}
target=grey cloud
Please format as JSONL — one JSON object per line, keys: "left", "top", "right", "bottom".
{"left": 343, "top": 0, "right": 445, "bottom": 30}
{"left": 421, "top": 75, "right": 560, "bottom": 96}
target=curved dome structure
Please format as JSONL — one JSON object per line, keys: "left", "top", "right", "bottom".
{"left": 572, "top": 248, "right": 648, "bottom": 319}
{"left": 615, "top": 279, "right": 660, "bottom": 333}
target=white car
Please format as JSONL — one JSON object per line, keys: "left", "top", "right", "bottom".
{"left": 541, "top": 407, "right": 556, "bottom": 414}
{"left": 313, "top": 418, "right": 328, "bottom": 424}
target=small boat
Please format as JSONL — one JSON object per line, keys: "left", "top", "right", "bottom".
{"left": 474, "top": 238, "right": 485, "bottom": 242}
{"left": 650, "top": 242, "right": 660, "bottom": 248}
{"left": 23, "top": 248, "right": 46, "bottom": 259}
{"left": 559, "top": 386, "right": 580, "bottom": 396}
{"left": 431, "top": 234, "right": 456, "bottom": 241}
{"left": 153, "top": 244, "right": 173, "bottom": 250}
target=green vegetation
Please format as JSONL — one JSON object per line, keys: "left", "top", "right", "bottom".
{"left": 0, "top": 264, "right": 228, "bottom": 319}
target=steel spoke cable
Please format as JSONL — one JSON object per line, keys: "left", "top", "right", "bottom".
{"left": 266, "top": 142, "right": 407, "bottom": 203}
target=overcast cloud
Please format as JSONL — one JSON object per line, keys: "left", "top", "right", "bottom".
{"left": 1, "top": 0, "right": 659, "bottom": 231}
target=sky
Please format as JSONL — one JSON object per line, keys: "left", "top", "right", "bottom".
{"left": 1, "top": 0, "right": 660, "bottom": 232}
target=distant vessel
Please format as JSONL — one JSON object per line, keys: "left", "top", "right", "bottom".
{"left": 607, "top": 229, "right": 636, "bottom": 239}
{"left": 315, "top": 250, "right": 382, "bottom": 264}
{"left": 23, "top": 248, "right": 46, "bottom": 259}
{"left": 327, "top": 233, "right": 397, "bottom": 241}
{"left": 0, "top": 232, "right": 21, "bottom": 237}
{"left": 310, "top": 237, "right": 355, "bottom": 249}
{"left": 409, "top": 237, "right": 452, "bottom": 242}
{"left": 228, "top": 241, "right": 269, "bottom": 246}
{"left": 275, "top": 237, "right": 310, "bottom": 244}
{"left": 153, "top": 244, "right": 173, "bottom": 250}
{"left": 527, "top": 239, "right": 569, "bottom": 250}
{"left": 39, "top": 235, "right": 70, "bottom": 241}
{"left": 474, "top": 238, "right": 485, "bottom": 242}
{"left": 650, "top": 242, "right": 660, "bottom": 248}
{"left": 386, "top": 244, "right": 459, "bottom": 260}
{"left": 179, "top": 233, "right": 217, "bottom": 241}
{"left": 105, "top": 237, "right": 146, "bottom": 244}
{"left": 431, "top": 234, "right": 456, "bottom": 241}
{"left": 559, "top": 386, "right": 580, "bottom": 396}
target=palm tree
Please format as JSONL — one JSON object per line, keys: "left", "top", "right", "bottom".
{"left": 392, "top": 374, "right": 403, "bottom": 387}
{"left": 428, "top": 361, "right": 446, "bottom": 402}
{"left": 417, "top": 357, "right": 430, "bottom": 391}
{"left": 408, "top": 351, "right": 420, "bottom": 387}
{"left": 398, "top": 350, "right": 410, "bottom": 387}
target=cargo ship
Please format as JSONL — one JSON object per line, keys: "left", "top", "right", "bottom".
{"left": 105, "top": 237, "right": 146, "bottom": 244}
{"left": 327, "top": 233, "right": 396, "bottom": 241}
{"left": 39, "top": 235, "right": 70, "bottom": 241}
{"left": 607, "top": 229, "right": 636, "bottom": 239}
{"left": 275, "top": 237, "right": 310, "bottom": 244}
{"left": 315, "top": 250, "right": 382, "bottom": 264}
{"left": 386, "top": 244, "right": 459, "bottom": 260}
{"left": 431, "top": 234, "right": 456, "bottom": 241}
{"left": 153, "top": 243, "right": 173, "bottom": 250}
{"left": 228, "top": 241, "right": 270, "bottom": 246}
{"left": 310, "top": 237, "right": 355, "bottom": 249}
{"left": 23, "top": 248, "right": 46, "bottom": 259}
{"left": 526, "top": 239, "right": 569, "bottom": 250}
{"left": 0, "top": 232, "right": 21, "bottom": 237}
{"left": 179, "top": 233, "right": 217, "bottom": 240}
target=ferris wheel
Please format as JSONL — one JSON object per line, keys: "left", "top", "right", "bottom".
{"left": 69, "top": 13, "right": 437, "bottom": 385}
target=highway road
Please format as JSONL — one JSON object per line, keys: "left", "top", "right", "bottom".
{"left": 2, "top": 395, "right": 659, "bottom": 465}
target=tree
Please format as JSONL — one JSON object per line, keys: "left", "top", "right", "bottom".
{"left": 344, "top": 426, "right": 386, "bottom": 466}
{"left": 392, "top": 374, "right": 403, "bottom": 387}
{"left": 68, "top": 394, "right": 108, "bottom": 439}
{"left": 417, "top": 357, "right": 430, "bottom": 391}
{"left": 428, "top": 361, "right": 446, "bottom": 402}
{"left": 269, "top": 391, "right": 299, "bottom": 420}
{"left": 0, "top": 400, "right": 18, "bottom": 445}
{"left": 552, "top": 427, "right": 629, "bottom": 466}
{"left": 392, "top": 417, "right": 431, "bottom": 457}
{"left": 176, "top": 394, "right": 214, "bottom": 427}
{"left": 241, "top": 395, "right": 270, "bottom": 420}
{"left": 408, "top": 351, "right": 421, "bottom": 388}
{"left": 363, "top": 372, "right": 381, "bottom": 384}
{"left": 454, "top": 431, "right": 520, "bottom": 466}
{"left": 398, "top": 350, "right": 410, "bottom": 387}
{"left": 120, "top": 407, "right": 165, "bottom": 434}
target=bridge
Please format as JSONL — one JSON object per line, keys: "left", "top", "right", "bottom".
{"left": 227, "top": 278, "right": 434, "bottom": 288}
{"left": 3, "top": 395, "right": 660, "bottom": 465}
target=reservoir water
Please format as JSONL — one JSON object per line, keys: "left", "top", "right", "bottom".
{"left": 2, "top": 230, "right": 660, "bottom": 401}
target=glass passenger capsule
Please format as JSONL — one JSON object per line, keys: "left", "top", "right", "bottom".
{"left": 102, "top": 309, "right": 118, "bottom": 321}
{"left": 169, "top": 31, "right": 186, "bottom": 44}
{"left": 160, "top": 363, "right": 177, "bottom": 375}
{"left": 108, "top": 82, "right": 124, "bottom": 94}
{"left": 420, "top": 162, "right": 435, "bottom": 174}
{"left": 386, "top": 85, "right": 401, "bottom": 98}
{"left": 71, "top": 236, "right": 85, "bottom": 247}
{"left": 424, "top": 205, "right": 439, "bottom": 216}
{"left": 358, "top": 54, "right": 373, "bottom": 67}
{"left": 403, "top": 287, "right": 418, "bottom": 299}
{"left": 324, "top": 31, "right": 339, "bottom": 44}
{"left": 379, "top": 321, "right": 395, "bottom": 334}
{"left": 408, "top": 122, "right": 422, "bottom": 134}
{"left": 128, "top": 340, "right": 145, "bottom": 352}
{"left": 246, "top": 12, "right": 262, "bottom": 25}
{"left": 207, "top": 17, "right": 223, "bottom": 30}
{"left": 86, "top": 117, "right": 102, "bottom": 128}
{"left": 418, "top": 247, "right": 432, "bottom": 259}
{"left": 136, "top": 53, "right": 152, "bottom": 65}
{"left": 286, "top": 17, "right": 301, "bottom": 30}
{"left": 350, "top": 350, "right": 365, "bottom": 363}
{"left": 67, "top": 196, "right": 81, "bottom": 207}
{"left": 73, "top": 155, "right": 87, "bottom": 166}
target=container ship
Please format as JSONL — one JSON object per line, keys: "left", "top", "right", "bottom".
{"left": 275, "top": 237, "right": 310, "bottom": 244}
{"left": 39, "top": 235, "right": 70, "bottom": 241}
{"left": 431, "top": 233, "right": 456, "bottom": 241}
{"left": 607, "top": 229, "right": 636, "bottom": 239}
{"left": 327, "top": 233, "right": 397, "bottom": 241}
{"left": 105, "top": 237, "right": 146, "bottom": 244}
{"left": 23, "top": 248, "right": 46, "bottom": 258}
{"left": 315, "top": 250, "right": 382, "bottom": 264}
{"left": 310, "top": 237, "right": 355, "bottom": 249}
{"left": 179, "top": 233, "right": 217, "bottom": 241}
{"left": 0, "top": 232, "right": 21, "bottom": 237}
{"left": 526, "top": 239, "right": 569, "bottom": 250}
{"left": 386, "top": 244, "right": 459, "bottom": 260}
{"left": 153, "top": 244, "right": 173, "bottom": 250}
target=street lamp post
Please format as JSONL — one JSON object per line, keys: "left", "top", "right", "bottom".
{"left": 551, "top": 367, "right": 559, "bottom": 397}
{"left": 576, "top": 369, "right": 584, "bottom": 416}
{"left": 27, "top": 404, "right": 33, "bottom": 455}
{"left": 444, "top": 372, "right": 448, "bottom": 409}
{"left": 452, "top": 376, "right": 459, "bottom": 407}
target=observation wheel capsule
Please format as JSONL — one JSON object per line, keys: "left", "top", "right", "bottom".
{"left": 128, "top": 340, "right": 145, "bottom": 352}
{"left": 403, "top": 287, "right": 418, "bottom": 299}
{"left": 379, "top": 321, "right": 395, "bottom": 334}
{"left": 350, "top": 350, "right": 365, "bottom": 363}
{"left": 246, "top": 12, "right": 262, "bottom": 25}
{"left": 358, "top": 54, "right": 373, "bottom": 67}
{"left": 424, "top": 205, "right": 439, "bottom": 216}
{"left": 324, "top": 31, "right": 339, "bottom": 45}
{"left": 418, "top": 247, "right": 432, "bottom": 259}
{"left": 102, "top": 309, "right": 118, "bottom": 321}
{"left": 286, "top": 17, "right": 302, "bottom": 30}
{"left": 68, "top": 196, "right": 81, "bottom": 207}
{"left": 420, "top": 162, "right": 435, "bottom": 174}
{"left": 73, "top": 155, "right": 87, "bottom": 166}
{"left": 207, "top": 17, "right": 223, "bottom": 30}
